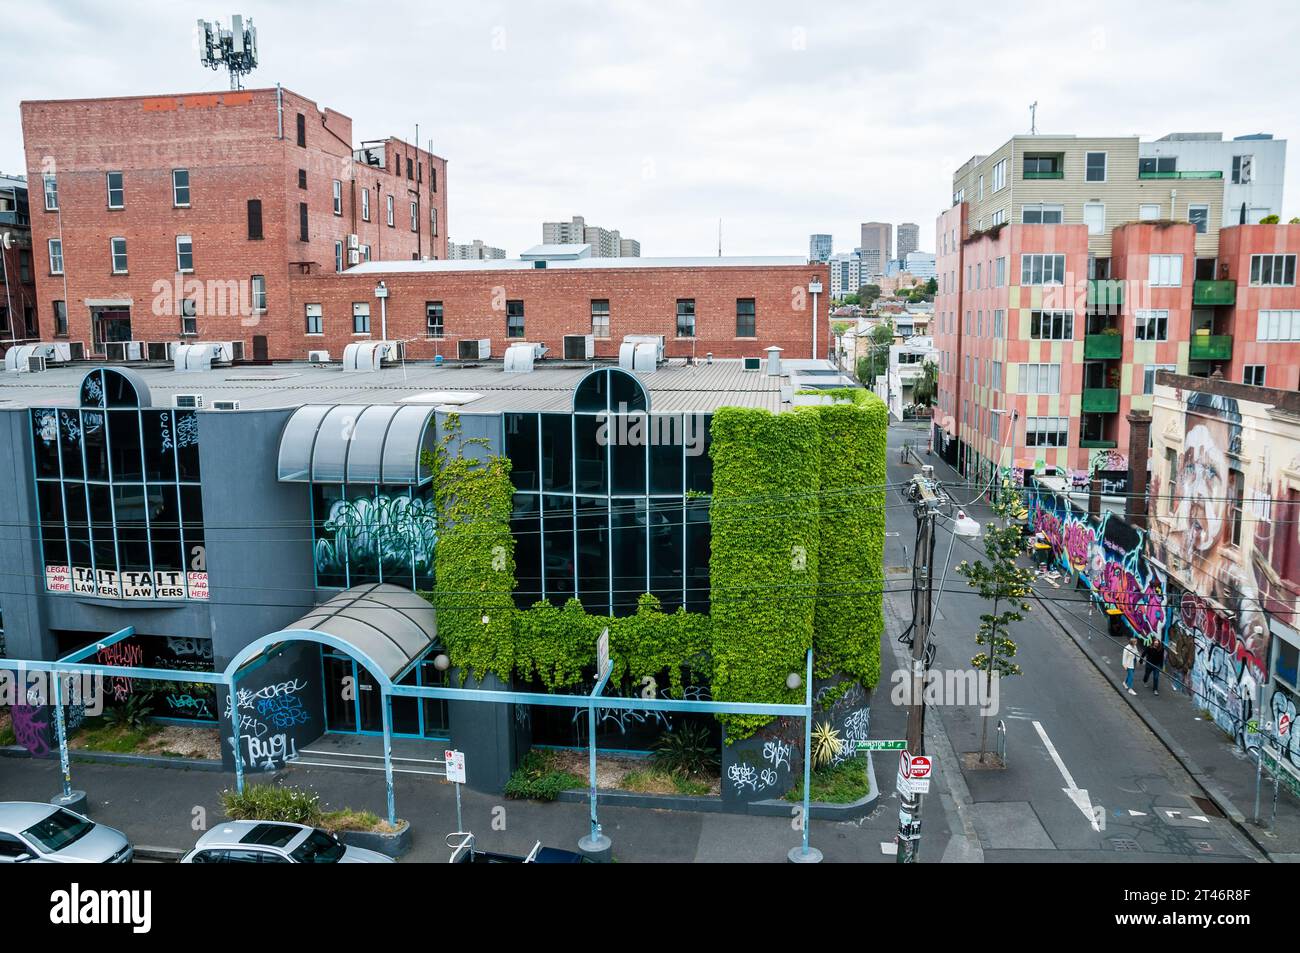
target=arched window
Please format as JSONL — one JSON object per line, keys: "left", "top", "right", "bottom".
{"left": 572, "top": 367, "right": 649, "bottom": 414}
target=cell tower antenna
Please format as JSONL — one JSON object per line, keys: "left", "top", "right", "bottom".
{"left": 197, "top": 15, "right": 259, "bottom": 90}
{"left": 1029, "top": 101, "right": 1038, "bottom": 135}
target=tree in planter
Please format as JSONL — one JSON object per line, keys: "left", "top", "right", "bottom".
{"left": 955, "top": 493, "right": 1032, "bottom": 762}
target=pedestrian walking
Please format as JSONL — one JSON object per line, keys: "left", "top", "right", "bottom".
{"left": 1142, "top": 637, "right": 1165, "bottom": 696}
{"left": 1122, "top": 637, "right": 1140, "bottom": 695}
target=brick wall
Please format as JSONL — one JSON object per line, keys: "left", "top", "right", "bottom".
{"left": 20, "top": 87, "right": 448, "bottom": 354}
{"left": 287, "top": 262, "right": 831, "bottom": 362}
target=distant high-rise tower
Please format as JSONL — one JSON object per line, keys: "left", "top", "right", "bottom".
{"left": 809, "top": 234, "right": 832, "bottom": 262}
{"left": 897, "top": 222, "right": 920, "bottom": 259}
{"left": 859, "top": 222, "right": 892, "bottom": 278}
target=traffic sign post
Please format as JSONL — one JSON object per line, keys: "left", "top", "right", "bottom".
{"left": 581, "top": 629, "right": 614, "bottom": 861}
{"left": 444, "top": 749, "right": 466, "bottom": 832}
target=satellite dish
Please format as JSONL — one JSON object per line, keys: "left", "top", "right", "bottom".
{"left": 0, "top": 231, "right": 12, "bottom": 250}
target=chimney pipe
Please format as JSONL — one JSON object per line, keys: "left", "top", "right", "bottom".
{"left": 1125, "top": 410, "right": 1152, "bottom": 529}
{"left": 765, "top": 345, "right": 783, "bottom": 377}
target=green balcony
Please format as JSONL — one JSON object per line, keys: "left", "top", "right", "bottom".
{"left": 1193, "top": 279, "right": 1237, "bottom": 306}
{"left": 1084, "top": 333, "right": 1123, "bottom": 360}
{"left": 1087, "top": 279, "right": 1124, "bottom": 311}
{"left": 1082, "top": 388, "right": 1120, "bottom": 413}
{"left": 1023, "top": 170, "right": 1064, "bottom": 180}
{"left": 1189, "top": 334, "right": 1233, "bottom": 361}
{"left": 1079, "top": 439, "right": 1118, "bottom": 450}
{"left": 1138, "top": 170, "right": 1224, "bottom": 180}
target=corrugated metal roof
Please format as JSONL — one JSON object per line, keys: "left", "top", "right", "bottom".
{"left": 0, "top": 357, "right": 824, "bottom": 415}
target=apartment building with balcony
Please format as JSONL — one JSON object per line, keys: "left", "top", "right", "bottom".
{"left": 1, "top": 173, "right": 38, "bottom": 347}
{"left": 933, "top": 132, "right": 1296, "bottom": 488}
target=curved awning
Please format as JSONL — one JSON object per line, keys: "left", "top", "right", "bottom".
{"left": 277, "top": 403, "right": 437, "bottom": 484}
{"left": 230, "top": 583, "right": 439, "bottom": 685}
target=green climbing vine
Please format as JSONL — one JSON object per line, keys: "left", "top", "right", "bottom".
{"left": 422, "top": 392, "right": 888, "bottom": 742}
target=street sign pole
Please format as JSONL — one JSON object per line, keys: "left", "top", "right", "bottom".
{"left": 579, "top": 629, "right": 614, "bottom": 861}
{"left": 898, "top": 476, "right": 939, "bottom": 863}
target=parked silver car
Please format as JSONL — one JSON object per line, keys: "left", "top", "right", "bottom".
{"left": 179, "top": 821, "right": 394, "bottom": 864}
{"left": 0, "top": 802, "right": 133, "bottom": 863}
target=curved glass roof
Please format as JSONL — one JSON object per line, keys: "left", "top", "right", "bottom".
{"left": 277, "top": 403, "right": 437, "bottom": 484}
{"left": 284, "top": 583, "right": 438, "bottom": 681}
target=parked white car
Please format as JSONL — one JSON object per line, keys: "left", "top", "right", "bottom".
{"left": 0, "top": 802, "right": 133, "bottom": 863}
{"left": 179, "top": 821, "right": 393, "bottom": 864}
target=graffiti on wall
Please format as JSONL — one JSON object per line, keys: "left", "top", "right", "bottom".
{"left": 1181, "top": 590, "right": 1265, "bottom": 751}
{"left": 314, "top": 489, "right": 436, "bottom": 587}
{"left": 96, "top": 642, "right": 143, "bottom": 703}
{"left": 223, "top": 677, "right": 310, "bottom": 771}
{"left": 1030, "top": 492, "right": 1169, "bottom": 644}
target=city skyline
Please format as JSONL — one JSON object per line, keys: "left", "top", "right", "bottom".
{"left": 4, "top": 1, "right": 1297, "bottom": 259}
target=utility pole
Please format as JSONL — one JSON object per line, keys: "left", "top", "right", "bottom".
{"left": 898, "top": 475, "right": 939, "bottom": 863}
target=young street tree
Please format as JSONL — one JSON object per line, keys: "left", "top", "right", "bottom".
{"left": 956, "top": 492, "right": 1032, "bottom": 762}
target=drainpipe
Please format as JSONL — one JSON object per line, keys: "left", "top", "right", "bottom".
{"left": 809, "top": 277, "right": 823, "bottom": 360}
{"left": 276, "top": 83, "right": 283, "bottom": 140}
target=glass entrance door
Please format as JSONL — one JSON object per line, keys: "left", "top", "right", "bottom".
{"left": 320, "top": 648, "right": 448, "bottom": 739}
{"left": 92, "top": 309, "right": 132, "bottom": 353}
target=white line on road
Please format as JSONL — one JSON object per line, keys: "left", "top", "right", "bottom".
{"left": 1033, "top": 720, "right": 1104, "bottom": 832}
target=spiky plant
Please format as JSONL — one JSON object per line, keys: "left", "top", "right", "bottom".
{"left": 811, "top": 721, "right": 843, "bottom": 769}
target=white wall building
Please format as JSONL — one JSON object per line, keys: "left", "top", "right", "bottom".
{"left": 1140, "top": 132, "right": 1287, "bottom": 226}
{"left": 875, "top": 335, "right": 938, "bottom": 420}
{"left": 828, "top": 252, "right": 861, "bottom": 299}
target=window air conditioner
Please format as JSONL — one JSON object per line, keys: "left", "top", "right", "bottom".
{"left": 173, "top": 394, "right": 204, "bottom": 409}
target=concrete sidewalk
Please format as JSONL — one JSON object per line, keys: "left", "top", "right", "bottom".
{"left": 0, "top": 750, "right": 907, "bottom": 863}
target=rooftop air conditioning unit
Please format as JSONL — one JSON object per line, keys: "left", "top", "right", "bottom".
{"left": 174, "top": 394, "right": 204, "bottom": 409}
{"left": 105, "top": 341, "right": 146, "bottom": 362}
{"left": 211, "top": 399, "right": 240, "bottom": 411}
{"left": 504, "top": 342, "right": 547, "bottom": 373}
{"left": 347, "top": 234, "right": 360, "bottom": 250}
{"left": 27, "top": 355, "right": 47, "bottom": 373}
{"left": 146, "top": 342, "right": 170, "bottom": 362}
{"left": 308, "top": 349, "right": 331, "bottom": 364}
{"left": 457, "top": 338, "right": 490, "bottom": 360}
{"left": 563, "top": 334, "right": 595, "bottom": 360}
{"left": 66, "top": 342, "right": 86, "bottom": 361}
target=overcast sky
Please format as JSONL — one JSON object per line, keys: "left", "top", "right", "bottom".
{"left": 2, "top": 0, "right": 1298, "bottom": 257}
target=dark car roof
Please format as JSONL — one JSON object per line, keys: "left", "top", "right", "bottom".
{"left": 240, "top": 823, "right": 302, "bottom": 848}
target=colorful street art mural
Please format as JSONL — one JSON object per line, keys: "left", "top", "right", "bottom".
{"left": 312, "top": 486, "right": 436, "bottom": 590}
{"left": 1028, "top": 489, "right": 1170, "bottom": 645}
{"left": 1146, "top": 379, "right": 1300, "bottom": 756}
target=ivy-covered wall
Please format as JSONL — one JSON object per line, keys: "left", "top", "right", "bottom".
{"left": 424, "top": 394, "right": 888, "bottom": 742}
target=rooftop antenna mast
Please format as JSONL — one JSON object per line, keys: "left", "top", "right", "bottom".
{"left": 1029, "top": 101, "right": 1038, "bottom": 134}
{"left": 718, "top": 218, "right": 722, "bottom": 257}
{"left": 198, "top": 15, "right": 259, "bottom": 90}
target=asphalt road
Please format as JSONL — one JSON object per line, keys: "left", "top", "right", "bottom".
{"left": 885, "top": 421, "right": 1263, "bottom": 863}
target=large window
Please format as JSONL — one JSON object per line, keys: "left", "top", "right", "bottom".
{"left": 1020, "top": 254, "right": 1065, "bottom": 285}
{"left": 591, "top": 299, "right": 610, "bottom": 338}
{"left": 1148, "top": 255, "right": 1183, "bottom": 287}
{"left": 312, "top": 484, "right": 435, "bottom": 591}
{"left": 426, "top": 301, "right": 444, "bottom": 338}
{"left": 1258, "top": 310, "right": 1300, "bottom": 342}
{"left": 1143, "top": 364, "right": 1176, "bottom": 394}
{"left": 1085, "top": 152, "right": 1107, "bottom": 182}
{"left": 991, "top": 158, "right": 1007, "bottom": 192}
{"left": 110, "top": 237, "right": 128, "bottom": 274}
{"left": 1026, "top": 416, "right": 1069, "bottom": 447}
{"left": 1084, "top": 202, "right": 1105, "bottom": 235}
{"left": 1017, "top": 363, "right": 1061, "bottom": 394}
{"left": 1021, "top": 204, "right": 1063, "bottom": 224}
{"left": 1134, "top": 309, "right": 1169, "bottom": 341}
{"left": 352, "top": 302, "right": 370, "bottom": 334}
{"left": 48, "top": 239, "right": 63, "bottom": 275}
{"left": 676, "top": 299, "right": 695, "bottom": 338}
{"left": 172, "top": 169, "right": 190, "bottom": 207}
{"left": 43, "top": 173, "right": 58, "bottom": 211}
{"left": 506, "top": 300, "right": 525, "bottom": 338}
{"left": 1029, "top": 310, "right": 1074, "bottom": 340}
{"left": 332, "top": 179, "right": 342, "bottom": 215}
{"left": 32, "top": 369, "right": 207, "bottom": 600}
{"left": 1188, "top": 204, "right": 1209, "bottom": 234}
{"left": 505, "top": 369, "right": 710, "bottom": 616}
{"left": 736, "top": 298, "right": 756, "bottom": 337}
{"left": 175, "top": 235, "right": 193, "bottom": 273}
{"left": 305, "top": 303, "right": 322, "bottom": 335}
{"left": 106, "top": 171, "right": 124, "bottom": 209}
{"left": 1251, "top": 254, "right": 1296, "bottom": 287}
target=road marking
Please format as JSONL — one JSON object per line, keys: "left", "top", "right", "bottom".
{"left": 1033, "top": 720, "right": 1104, "bottom": 832}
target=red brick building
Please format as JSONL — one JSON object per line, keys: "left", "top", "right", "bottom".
{"left": 20, "top": 87, "right": 447, "bottom": 356}
{"left": 287, "top": 256, "right": 831, "bottom": 362}
{"left": 1, "top": 173, "right": 38, "bottom": 347}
